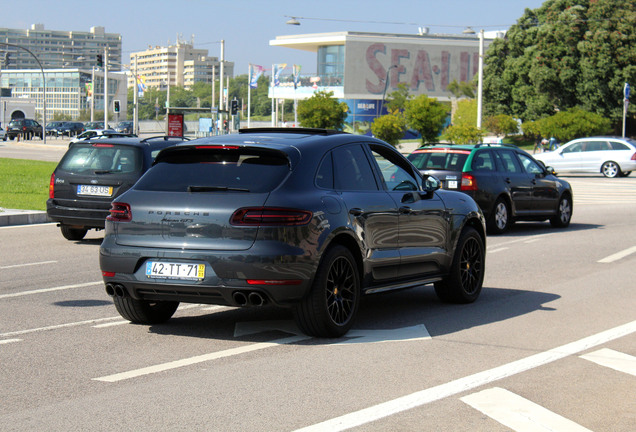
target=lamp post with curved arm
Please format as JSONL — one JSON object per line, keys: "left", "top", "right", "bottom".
{"left": 1, "top": 42, "right": 47, "bottom": 144}
{"left": 379, "top": 64, "right": 398, "bottom": 116}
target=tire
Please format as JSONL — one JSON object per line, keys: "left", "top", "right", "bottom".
{"left": 601, "top": 161, "right": 622, "bottom": 178}
{"left": 113, "top": 296, "right": 179, "bottom": 324}
{"left": 619, "top": 171, "right": 632, "bottom": 177}
{"left": 487, "top": 198, "right": 511, "bottom": 235}
{"left": 293, "top": 245, "right": 360, "bottom": 338}
{"left": 550, "top": 194, "right": 572, "bottom": 228}
{"left": 434, "top": 227, "right": 485, "bottom": 304}
{"left": 60, "top": 225, "right": 88, "bottom": 241}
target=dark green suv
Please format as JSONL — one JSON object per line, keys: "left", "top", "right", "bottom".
{"left": 408, "top": 143, "right": 573, "bottom": 234}
{"left": 6, "top": 118, "right": 43, "bottom": 140}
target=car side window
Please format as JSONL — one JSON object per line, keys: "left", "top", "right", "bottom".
{"left": 562, "top": 142, "right": 583, "bottom": 153}
{"left": 609, "top": 141, "right": 629, "bottom": 150}
{"left": 333, "top": 144, "right": 379, "bottom": 191}
{"left": 370, "top": 148, "right": 418, "bottom": 191}
{"left": 517, "top": 153, "right": 544, "bottom": 175}
{"left": 472, "top": 151, "right": 495, "bottom": 172}
{"left": 315, "top": 152, "right": 334, "bottom": 189}
{"left": 586, "top": 141, "right": 610, "bottom": 151}
{"left": 495, "top": 150, "right": 523, "bottom": 173}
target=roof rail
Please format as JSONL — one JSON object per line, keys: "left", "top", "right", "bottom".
{"left": 141, "top": 135, "right": 190, "bottom": 142}
{"left": 475, "top": 142, "right": 518, "bottom": 149}
{"left": 239, "top": 127, "right": 347, "bottom": 136}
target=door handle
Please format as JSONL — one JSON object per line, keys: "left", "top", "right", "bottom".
{"left": 399, "top": 206, "right": 413, "bottom": 214}
{"left": 505, "top": 178, "right": 511, "bottom": 184}
{"left": 349, "top": 208, "right": 363, "bottom": 216}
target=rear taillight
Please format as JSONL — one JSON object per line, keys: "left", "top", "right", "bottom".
{"left": 230, "top": 207, "right": 312, "bottom": 226}
{"left": 631, "top": 153, "right": 636, "bottom": 161}
{"left": 107, "top": 202, "right": 132, "bottom": 222}
{"left": 460, "top": 173, "right": 478, "bottom": 191}
{"left": 49, "top": 173, "right": 55, "bottom": 199}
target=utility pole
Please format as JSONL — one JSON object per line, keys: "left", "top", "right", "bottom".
{"left": 104, "top": 46, "right": 109, "bottom": 128}
{"left": 90, "top": 66, "right": 95, "bottom": 122}
{"left": 133, "top": 54, "right": 139, "bottom": 135}
{"left": 476, "top": 29, "right": 484, "bottom": 130}
{"left": 219, "top": 40, "right": 224, "bottom": 134}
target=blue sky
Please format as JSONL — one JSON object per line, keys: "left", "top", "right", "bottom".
{"left": 2, "top": 0, "right": 546, "bottom": 74}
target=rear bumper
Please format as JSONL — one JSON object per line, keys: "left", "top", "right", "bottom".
{"left": 99, "top": 237, "right": 317, "bottom": 307}
{"left": 46, "top": 199, "right": 109, "bottom": 229}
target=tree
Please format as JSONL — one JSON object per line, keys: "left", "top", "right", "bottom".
{"left": 297, "top": 91, "right": 348, "bottom": 130}
{"left": 371, "top": 114, "right": 406, "bottom": 146}
{"left": 523, "top": 108, "right": 611, "bottom": 142}
{"left": 484, "top": 114, "right": 519, "bottom": 137}
{"left": 446, "top": 79, "right": 475, "bottom": 99}
{"left": 444, "top": 124, "right": 484, "bottom": 144}
{"left": 385, "top": 83, "right": 411, "bottom": 114}
{"left": 403, "top": 95, "right": 449, "bottom": 143}
{"left": 483, "top": 0, "right": 636, "bottom": 129}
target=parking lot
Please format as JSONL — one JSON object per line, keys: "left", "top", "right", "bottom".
{"left": 1, "top": 146, "right": 635, "bottom": 431}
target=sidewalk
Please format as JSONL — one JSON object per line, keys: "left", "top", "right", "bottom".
{"left": 0, "top": 208, "right": 50, "bottom": 227}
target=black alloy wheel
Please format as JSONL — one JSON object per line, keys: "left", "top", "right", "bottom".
{"left": 434, "top": 227, "right": 484, "bottom": 303}
{"left": 294, "top": 245, "right": 360, "bottom": 338}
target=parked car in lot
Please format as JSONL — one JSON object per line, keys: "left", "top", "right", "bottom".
{"left": 6, "top": 118, "right": 43, "bottom": 140}
{"left": 69, "top": 129, "right": 136, "bottom": 145}
{"left": 56, "top": 121, "right": 85, "bottom": 137}
{"left": 533, "top": 136, "right": 636, "bottom": 178}
{"left": 45, "top": 121, "right": 66, "bottom": 136}
{"left": 99, "top": 128, "right": 487, "bottom": 338}
{"left": 84, "top": 121, "right": 110, "bottom": 130}
{"left": 115, "top": 121, "right": 134, "bottom": 134}
{"left": 47, "top": 135, "right": 188, "bottom": 241}
{"left": 408, "top": 143, "right": 573, "bottom": 234}
{"left": 0, "top": 126, "right": 6, "bottom": 141}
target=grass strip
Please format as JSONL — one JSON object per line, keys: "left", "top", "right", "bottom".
{"left": 0, "top": 158, "right": 56, "bottom": 211}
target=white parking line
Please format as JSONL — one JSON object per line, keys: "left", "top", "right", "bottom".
{"left": 0, "top": 223, "right": 54, "bottom": 230}
{"left": 93, "top": 334, "right": 309, "bottom": 382}
{"left": 0, "top": 260, "right": 57, "bottom": 270}
{"left": 0, "top": 338, "right": 22, "bottom": 345}
{"left": 293, "top": 320, "right": 636, "bottom": 432}
{"left": 487, "top": 247, "right": 509, "bottom": 254}
{"left": 0, "top": 281, "right": 102, "bottom": 300}
{"left": 461, "top": 387, "right": 592, "bottom": 431}
{"left": 92, "top": 321, "right": 129, "bottom": 328}
{"left": 598, "top": 246, "right": 636, "bottom": 263}
{"left": 0, "top": 316, "right": 123, "bottom": 338}
{"left": 580, "top": 348, "right": 636, "bottom": 377}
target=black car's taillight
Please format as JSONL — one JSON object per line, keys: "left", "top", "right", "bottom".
{"left": 49, "top": 173, "right": 55, "bottom": 199}
{"left": 107, "top": 202, "right": 132, "bottom": 222}
{"left": 230, "top": 207, "right": 312, "bottom": 226}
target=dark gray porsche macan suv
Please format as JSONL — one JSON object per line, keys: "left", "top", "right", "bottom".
{"left": 100, "top": 128, "right": 487, "bottom": 337}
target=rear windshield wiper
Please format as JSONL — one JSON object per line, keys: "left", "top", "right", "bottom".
{"left": 94, "top": 169, "right": 117, "bottom": 174}
{"left": 187, "top": 185, "right": 250, "bottom": 193}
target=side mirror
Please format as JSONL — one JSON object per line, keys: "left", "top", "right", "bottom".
{"left": 423, "top": 175, "right": 441, "bottom": 192}
{"left": 546, "top": 166, "right": 557, "bottom": 176}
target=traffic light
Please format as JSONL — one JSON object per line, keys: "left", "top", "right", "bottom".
{"left": 113, "top": 100, "right": 120, "bottom": 113}
{"left": 96, "top": 54, "right": 103, "bottom": 67}
{"left": 230, "top": 99, "right": 239, "bottom": 115}
{"left": 3, "top": 52, "right": 10, "bottom": 66}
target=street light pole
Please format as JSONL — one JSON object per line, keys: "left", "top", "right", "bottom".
{"left": 477, "top": 29, "right": 484, "bottom": 130}
{"left": 379, "top": 65, "right": 398, "bottom": 115}
{"left": 219, "top": 40, "right": 225, "bottom": 134}
{"left": 104, "top": 47, "right": 109, "bottom": 128}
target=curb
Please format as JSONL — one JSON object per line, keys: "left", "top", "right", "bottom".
{"left": 0, "top": 210, "right": 51, "bottom": 227}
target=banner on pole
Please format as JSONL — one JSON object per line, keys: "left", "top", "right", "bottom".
{"left": 292, "top": 64, "right": 301, "bottom": 89}
{"left": 274, "top": 63, "right": 287, "bottom": 87}
{"left": 249, "top": 64, "right": 264, "bottom": 89}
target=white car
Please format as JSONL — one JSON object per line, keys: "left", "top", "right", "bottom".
{"left": 534, "top": 136, "right": 636, "bottom": 178}
{"left": 68, "top": 129, "right": 136, "bottom": 145}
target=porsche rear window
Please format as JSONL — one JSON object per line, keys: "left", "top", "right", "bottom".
{"left": 135, "top": 148, "right": 290, "bottom": 194}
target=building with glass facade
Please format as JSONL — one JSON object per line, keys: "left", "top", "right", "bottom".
{"left": 0, "top": 69, "right": 127, "bottom": 121}
{"left": 270, "top": 31, "right": 496, "bottom": 133}
{"left": 0, "top": 24, "right": 122, "bottom": 71}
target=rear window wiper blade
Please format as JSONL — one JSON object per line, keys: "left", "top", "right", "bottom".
{"left": 187, "top": 185, "right": 250, "bottom": 193}
{"left": 94, "top": 169, "right": 117, "bottom": 174}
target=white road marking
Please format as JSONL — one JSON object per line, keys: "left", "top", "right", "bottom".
{"left": 92, "top": 321, "right": 129, "bottom": 328}
{"left": 0, "top": 316, "right": 124, "bottom": 338}
{"left": 580, "top": 348, "right": 636, "bottom": 377}
{"left": 93, "top": 335, "right": 309, "bottom": 382}
{"left": 598, "top": 246, "right": 636, "bottom": 263}
{"left": 0, "top": 281, "right": 102, "bottom": 300}
{"left": 487, "top": 247, "right": 509, "bottom": 254}
{"left": 0, "top": 338, "right": 22, "bottom": 345}
{"left": 293, "top": 319, "right": 636, "bottom": 432}
{"left": 0, "top": 260, "right": 57, "bottom": 269}
{"left": 0, "top": 223, "right": 54, "bottom": 230}
{"left": 461, "top": 387, "right": 593, "bottom": 431}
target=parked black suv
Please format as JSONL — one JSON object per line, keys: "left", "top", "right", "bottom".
{"left": 56, "top": 121, "right": 85, "bottom": 137}
{"left": 99, "top": 128, "right": 487, "bottom": 337}
{"left": 6, "top": 119, "right": 43, "bottom": 140}
{"left": 408, "top": 144, "right": 573, "bottom": 234}
{"left": 47, "top": 136, "right": 188, "bottom": 240}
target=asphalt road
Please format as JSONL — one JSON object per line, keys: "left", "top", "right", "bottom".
{"left": 1, "top": 173, "right": 635, "bottom": 431}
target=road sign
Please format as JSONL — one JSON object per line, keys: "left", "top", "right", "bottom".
{"left": 625, "top": 82, "right": 630, "bottom": 99}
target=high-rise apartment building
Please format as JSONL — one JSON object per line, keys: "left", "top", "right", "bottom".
{"left": 129, "top": 42, "right": 234, "bottom": 90}
{"left": 0, "top": 24, "right": 122, "bottom": 70}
